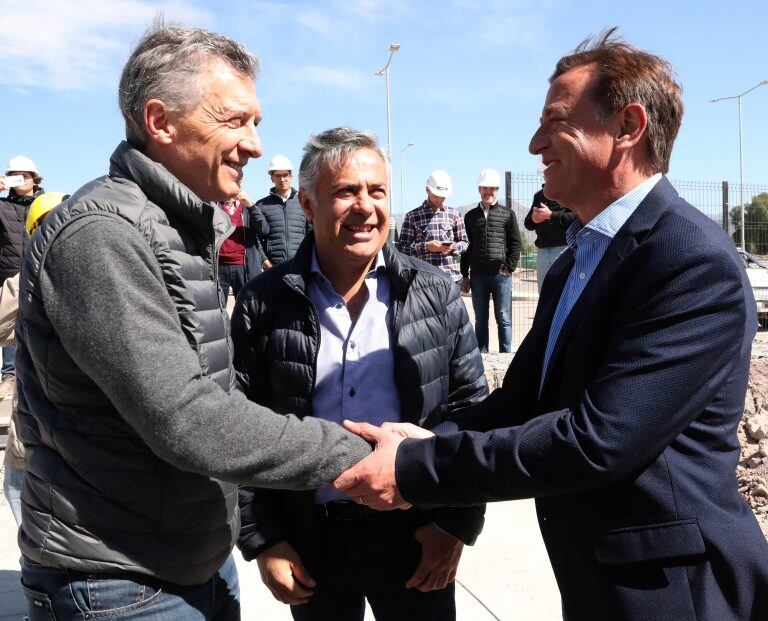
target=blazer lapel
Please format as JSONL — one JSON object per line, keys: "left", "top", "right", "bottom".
{"left": 538, "top": 177, "right": 680, "bottom": 395}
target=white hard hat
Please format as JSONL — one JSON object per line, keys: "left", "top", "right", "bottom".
{"left": 426, "top": 169, "right": 452, "bottom": 198}
{"left": 267, "top": 155, "right": 293, "bottom": 172}
{"left": 477, "top": 168, "right": 501, "bottom": 188}
{"left": 6, "top": 155, "right": 40, "bottom": 176}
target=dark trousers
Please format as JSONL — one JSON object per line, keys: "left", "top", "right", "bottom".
{"left": 218, "top": 263, "right": 246, "bottom": 304}
{"left": 290, "top": 509, "right": 455, "bottom": 621}
{"left": 21, "top": 554, "right": 240, "bottom": 620}
{"left": 2, "top": 343, "right": 16, "bottom": 375}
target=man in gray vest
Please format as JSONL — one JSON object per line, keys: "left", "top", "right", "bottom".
{"left": 15, "top": 21, "right": 369, "bottom": 620}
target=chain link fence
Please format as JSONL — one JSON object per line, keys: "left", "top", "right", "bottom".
{"left": 504, "top": 173, "right": 768, "bottom": 347}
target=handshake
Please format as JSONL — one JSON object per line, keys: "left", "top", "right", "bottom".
{"left": 332, "top": 420, "right": 436, "bottom": 511}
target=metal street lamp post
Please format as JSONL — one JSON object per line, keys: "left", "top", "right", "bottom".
{"left": 400, "top": 142, "right": 415, "bottom": 224}
{"left": 375, "top": 43, "right": 400, "bottom": 212}
{"left": 709, "top": 79, "right": 768, "bottom": 251}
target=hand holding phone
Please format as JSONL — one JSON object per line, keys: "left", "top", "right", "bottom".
{"left": 1, "top": 175, "right": 24, "bottom": 189}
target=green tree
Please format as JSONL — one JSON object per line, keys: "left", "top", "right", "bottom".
{"left": 731, "top": 192, "right": 768, "bottom": 254}
{"left": 519, "top": 229, "right": 536, "bottom": 255}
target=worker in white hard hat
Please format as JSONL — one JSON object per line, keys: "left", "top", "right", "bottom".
{"left": 0, "top": 155, "right": 45, "bottom": 399}
{"left": 460, "top": 168, "right": 522, "bottom": 353}
{"left": 397, "top": 169, "right": 468, "bottom": 283}
{"left": 256, "top": 154, "right": 312, "bottom": 268}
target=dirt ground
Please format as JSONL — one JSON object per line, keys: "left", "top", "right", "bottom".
{"left": 738, "top": 333, "right": 768, "bottom": 538}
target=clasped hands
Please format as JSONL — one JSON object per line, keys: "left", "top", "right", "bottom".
{"left": 257, "top": 421, "right": 461, "bottom": 603}
{"left": 332, "top": 420, "right": 435, "bottom": 511}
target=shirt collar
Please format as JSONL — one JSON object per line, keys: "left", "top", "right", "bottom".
{"left": 423, "top": 200, "right": 444, "bottom": 212}
{"left": 565, "top": 173, "right": 662, "bottom": 248}
{"left": 310, "top": 247, "right": 386, "bottom": 282}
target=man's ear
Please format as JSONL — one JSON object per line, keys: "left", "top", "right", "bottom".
{"left": 615, "top": 103, "right": 648, "bottom": 149}
{"left": 144, "top": 99, "right": 174, "bottom": 145}
{"left": 298, "top": 189, "right": 315, "bottom": 221}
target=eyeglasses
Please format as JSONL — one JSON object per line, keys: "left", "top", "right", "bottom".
{"left": 271, "top": 173, "right": 292, "bottom": 180}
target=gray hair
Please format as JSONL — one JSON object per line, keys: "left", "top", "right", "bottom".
{"left": 299, "top": 127, "right": 389, "bottom": 200}
{"left": 119, "top": 18, "right": 260, "bottom": 148}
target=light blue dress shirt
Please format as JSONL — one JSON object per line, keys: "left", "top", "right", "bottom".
{"left": 540, "top": 174, "right": 662, "bottom": 391}
{"left": 307, "top": 249, "right": 402, "bottom": 504}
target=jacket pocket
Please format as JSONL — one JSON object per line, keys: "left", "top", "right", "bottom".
{"left": 593, "top": 519, "right": 705, "bottom": 565}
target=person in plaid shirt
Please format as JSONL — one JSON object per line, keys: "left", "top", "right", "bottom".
{"left": 397, "top": 169, "right": 468, "bottom": 283}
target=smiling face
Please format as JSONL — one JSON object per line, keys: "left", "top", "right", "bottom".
{"left": 529, "top": 64, "right": 617, "bottom": 218}
{"left": 161, "top": 63, "right": 262, "bottom": 202}
{"left": 301, "top": 147, "right": 389, "bottom": 276}
{"left": 478, "top": 186, "right": 498, "bottom": 206}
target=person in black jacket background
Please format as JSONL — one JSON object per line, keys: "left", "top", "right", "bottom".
{"left": 524, "top": 184, "right": 576, "bottom": 291}
{"left": 0, "top": 155, "right": 44, "bottom": 400}
{"left": 233, "top": 127, "right": 487, "bottom": 621}
{"left": 256, "top": 155, "right": 312, "bottom": 269}
{"left": 460, "top": 168, "right": 522, "bottom": 353}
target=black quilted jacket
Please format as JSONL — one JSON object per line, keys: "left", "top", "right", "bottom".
{"left": 232, "top": 237, "right": 488, "bottom": 569}
{"left": 256, "top": 188, "right": 311, "bottom": 265}
{"left": 461, "top": 202, "right": 522, "bottom": 277}
{"left": 0, "top": 188, "right": 42, "bottom": 282}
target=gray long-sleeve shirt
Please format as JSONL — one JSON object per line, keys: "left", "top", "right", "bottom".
{"left": 40, "top": 215, "right": 371, "bottom": 489}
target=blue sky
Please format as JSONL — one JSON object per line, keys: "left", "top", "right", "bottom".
{"left": 2, "top": 0, "right": 767, "bottom": 217}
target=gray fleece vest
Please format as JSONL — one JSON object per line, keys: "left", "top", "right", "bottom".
{"left": 15, "top": 142, "right": 238, "bottom": 585}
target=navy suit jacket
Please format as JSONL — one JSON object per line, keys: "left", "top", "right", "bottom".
{"left": 396, "top": 177, "right": 768, "bottom": 620}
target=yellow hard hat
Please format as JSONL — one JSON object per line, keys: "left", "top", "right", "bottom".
{"left": 26, "top": 192, "right": 66, "bottom": 237}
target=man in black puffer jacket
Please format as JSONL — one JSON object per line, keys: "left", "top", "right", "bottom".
{"left": 0, "top": 155, "right": 43, "bottom": 399}
{"left": 233, "top": 127, "right": 487, "bottom": 621}
{"left": 256, "top": 155, "right": 312, "bottom": 269}
{"left": 461, "top": 168, "right": 522, "bottom": 353}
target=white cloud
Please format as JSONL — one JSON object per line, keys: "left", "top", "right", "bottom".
{"left": 335, "top": 0, "right": 409, "bottom": 20}
{"left": 0, "top": 0, "right": 213, "bottom": 91}
{"left": 294, "top": 10, "right": 338, "bottom": 37}
{"left": 447, "top": 0, "right": 563, "bottom": 49}
{"left": 291, "top": 65, "right": 368, "bottom": 91}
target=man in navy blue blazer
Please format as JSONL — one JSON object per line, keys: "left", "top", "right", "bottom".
{"left": 335, "top": 29, "right": 768, "bottom": 620}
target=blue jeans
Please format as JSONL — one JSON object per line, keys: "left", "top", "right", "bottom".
{"left": 218, "top": 263, "right": 246, "bottom": 304}
{"left": 21, "top": 553, "right": 240, "bottom": 620}
{"left": 469, "top": 273, "right": 512, "bottom": 353}
{"left": 536, "top": 246, "right": 567, "bottom": 292}
{"left": 2, "top": 343, "right": 16, "bottom": 375}
{"left": 3, "top": 466, "right": 24, "bottom": 526}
